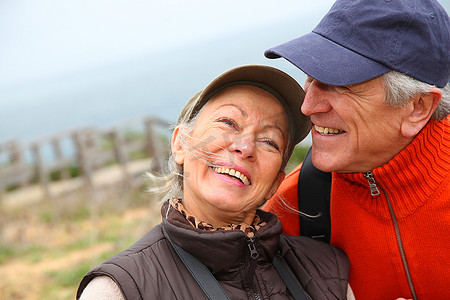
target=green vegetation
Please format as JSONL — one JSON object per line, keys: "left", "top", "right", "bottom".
{"left": 49, "top": 165, "right": 80, "bottom": 181}
{"left": 0, "top": 246, "right": 14, "bottom": 265}
{"left": 286, "top": 145, "right": 309, "bottom": 173}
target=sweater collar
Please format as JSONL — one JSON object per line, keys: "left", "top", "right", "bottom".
{"left": 161, "top": 200, "right": 282, "bottom": 274}
{"left": 335, "top": 117, "right": 450, "bottom": 218}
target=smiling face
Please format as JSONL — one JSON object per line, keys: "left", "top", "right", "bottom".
{"left": 172, "top": 85, "right": 289, "bottom": 227}
{"left": 302, "top": 76, "right": 416, "bottom": 173}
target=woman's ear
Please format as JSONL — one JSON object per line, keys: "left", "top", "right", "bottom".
{"left": 171, "top": 126, "right": 185, "bottom": 165}
{"left": 401, "top": 88, "right": 441, "bottom": 138}
{"left": 265, "top": 171, "right": 285, "bottom": 200}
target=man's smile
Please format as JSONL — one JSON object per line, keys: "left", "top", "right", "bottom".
{"left": 314, "top": 125, "right": 345, "bottom": 135}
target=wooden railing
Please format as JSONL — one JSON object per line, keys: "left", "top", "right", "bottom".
{"left": 0, "top": 116, "right": 172, "bottom": 201}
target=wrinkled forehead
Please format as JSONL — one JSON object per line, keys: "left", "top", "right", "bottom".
{"left": 198, "top": 85, "right": 291, "bottom": 143}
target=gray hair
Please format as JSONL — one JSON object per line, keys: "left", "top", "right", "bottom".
{"left": 146, "top": 112, "right": 199, "bottom": 201}
{"left": 147, "top": 97, "right": 296, "bottom": 202}
{"left": 381, "top": 70, "right": 450, "bottom": 120}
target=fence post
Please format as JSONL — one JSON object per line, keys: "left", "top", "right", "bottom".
{"left": 51, "top": 138, "right": 69, "bottom": 180}
{"left": 109, "top": 129, "right": 130, "bottom": 185}
{"left": 10, "top": 141, "right": 28, "bottom": 188}
{"left": 31, "top": 142, "right": 50, "bottom": 199}
{"left": 74, "top": 131, "right": 94, "bottom": 191}
{"left": 144, "top": 118, "right": 162, "bottom": 171}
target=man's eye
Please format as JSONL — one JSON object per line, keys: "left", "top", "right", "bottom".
{"left": 336, "top": 85, "right": 351, "bottom": 92}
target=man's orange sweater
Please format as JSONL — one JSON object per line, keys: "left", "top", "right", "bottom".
{"left": 264, "top": 117, "right": 450, "bottom": 300}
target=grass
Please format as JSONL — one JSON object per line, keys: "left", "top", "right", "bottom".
{"left": 0, "top": 186, "right": 162, "bottom": 300}
{"left": 0, "top": 246, "right": 15, "bottom": 265}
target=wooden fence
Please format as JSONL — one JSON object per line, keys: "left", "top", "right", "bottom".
{"left": 0, "top": 116, "right": 172, "bottom": 202}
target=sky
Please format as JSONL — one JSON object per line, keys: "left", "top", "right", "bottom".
{"left": 0, "top": 0, "right": 334, "bottom": 90}
{"left": 0, "top": 0, "right": 449, "bottom": 144}
{"left": 0, "top": 0, "right": 338, "bottom": 143}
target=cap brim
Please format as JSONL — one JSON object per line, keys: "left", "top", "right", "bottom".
{"left": 265, "top": 32, "right": 391, "bottom": 86}
{"left": 180, "top": 65, "right": 311, "bottom": 145}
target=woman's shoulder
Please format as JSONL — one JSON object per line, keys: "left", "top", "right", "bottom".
{"left": 95, "top": 223, "right": 172, "bottom": 277}
{"left": 77, "top": 223, "right": 169, "bottom": 299}
{"left": 280, "top": 234, "right": 349, "bottom": 271}
{"left": 279, "top": 234, "right": 350, "bottom": 299}
{"left": 111, "top": 223, "right": 166, "bottom": 258}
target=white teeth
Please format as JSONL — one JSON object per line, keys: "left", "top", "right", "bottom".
{"left": 213, "top": 167, "right": 251, "bottom": 186}
{"left": 315, "top": 125, "right": 342, "bottom": 135}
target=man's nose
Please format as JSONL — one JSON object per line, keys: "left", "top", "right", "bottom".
{"left": 301, "top": 79, "right": 333, "bottom": 116}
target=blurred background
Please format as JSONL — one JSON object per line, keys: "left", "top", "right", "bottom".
{"left": 0, "top": 0, "right": 449, "bottom": 299}
{"left": 0, "top": 0, "right": 339, "bottom": 143}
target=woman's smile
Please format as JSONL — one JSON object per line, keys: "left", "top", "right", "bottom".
{"left": 212, "top": 165, "right": 251, "bottom": 186}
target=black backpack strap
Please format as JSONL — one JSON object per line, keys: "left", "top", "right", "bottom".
{"left": 163, "top": 228, "right": 230, "bottom": 300}
{"left": 273, "top": 254, "right": 311, "bottom": 300}
{"left": 298, "top": 147, "right": 332, "bottom": 243}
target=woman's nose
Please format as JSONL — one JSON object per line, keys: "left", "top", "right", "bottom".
{"left": 301, "top": 79, "right": 332, "bottom": 116}
{"left": 228, "top": 134, "right": 256, "bottom": 161}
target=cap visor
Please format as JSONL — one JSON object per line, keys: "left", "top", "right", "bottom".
{"left": 265, "top": 32, "right": 390, "bottom": 86}
{"left": 198, "top": 65, "right": 311, "bottom": 144}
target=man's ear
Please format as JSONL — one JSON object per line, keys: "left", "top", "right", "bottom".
{"left": 265, "top": 171, "right": 286, "bottom": 200}
{"left": 401, "top": 88, "right": 441, "bottom": 138}
{"left": 171, "top": 126, "right": 185, "bottom": 165}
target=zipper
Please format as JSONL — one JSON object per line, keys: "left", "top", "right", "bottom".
{"left": 251, "top": 279, "right": 262, "bottom": 300}
{"left": 363, "top": 171, "right": 380, "bottom": 196}
{"left": 363, "top": 171, "right": 418, "bottom": 300}
{"left": 245, "top": 237, "right": 262, "bottom": 300}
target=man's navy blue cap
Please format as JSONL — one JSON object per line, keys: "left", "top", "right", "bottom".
{"left": 265, "top": 0, "right": 450, "bottom": 88}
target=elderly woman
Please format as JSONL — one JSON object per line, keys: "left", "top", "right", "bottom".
{"left": 77, "top": 65, "right": 351, "bottom": 299}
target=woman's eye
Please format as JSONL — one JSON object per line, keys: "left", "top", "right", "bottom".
{"left": 217, "top": 117, "right": 237, "bottom": 128}
{"left": 264, "top": 139, "right": 280, "bottom": 151}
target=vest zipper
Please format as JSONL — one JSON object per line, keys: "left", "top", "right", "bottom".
{"left": 363, "top": 171, "right": 418, "bottom": 300}
{"left": 245, "top": 237, "right": 262, "bottom": 300}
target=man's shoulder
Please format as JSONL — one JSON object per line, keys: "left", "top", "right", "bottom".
{"left": 263, "top": 163, "right": 303, "bottom": 235}
{"left": 284, "top": 163, "right": 302, "bottom": 181}
{"left": 279, "top": 163, "right": 303, "bottom": 197}
{"left": 266, "top": 163, "right": 302, "bottom": 206}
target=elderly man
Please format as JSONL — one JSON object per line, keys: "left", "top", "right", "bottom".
{"left": 263, "top": 0, "right": 449, "bottom": 300}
